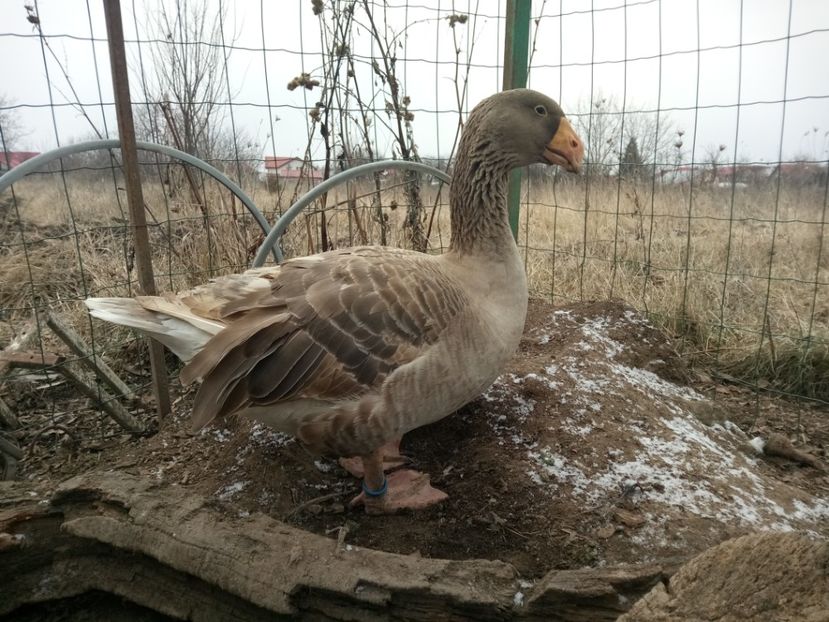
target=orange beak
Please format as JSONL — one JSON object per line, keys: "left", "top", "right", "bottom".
{"left": 543, "top": 118, "right": 584, "bottom": 174}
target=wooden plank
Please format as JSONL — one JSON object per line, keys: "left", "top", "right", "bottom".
{"left": 0, "top": 351, "right": 63, "bottom": 369}
{"left": 55, "top": 365, "right": 144, "bottom": 435}
{"left": 0, "top": 342, "right": 143, "bottom": 433}
{"left": 0, "top": 397, "right": 19, "bottom": 430}
{"left": 0, "top": 435, "right": 23, "bottom": 461}
{"left": 0, "top": 320, "right": 37, "bottom": 378}
{"left": 45, "top": 313, "right": 134, "bottom": 400}
{"left": 0, "top": 454, "right": 17, "bottom": 480}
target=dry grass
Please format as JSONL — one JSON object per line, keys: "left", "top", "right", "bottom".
{"left": 519, "top": 175, "right": 829, "bottom": 399}
{"left": 1, "top": 167, "right": 827, "bottom": 400}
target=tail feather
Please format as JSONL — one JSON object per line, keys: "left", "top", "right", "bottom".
{"left": 136, "top": 295, "right": 226, "bottom": 335}
{"left": 85, "top": 297, "right": 221, "bottom": 363}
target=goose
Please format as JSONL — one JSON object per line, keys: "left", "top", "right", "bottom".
{"left": 85, "top": 88, "right": 584, "bottom": 513}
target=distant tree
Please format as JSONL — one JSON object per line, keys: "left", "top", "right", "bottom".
{"left": 620, "top": 137, "right": 643, "bottom": 180}
{"left": 135, "top": 0, "right": 257, "bottom": 170}
{"left": 702, "top": 144, "right": 727, "bottom": 184}
{"left": 572, "top": 91, "right": 675, "bottom": 177}
{"left": 0, "top": 94, "right": 26, "bottom": 151}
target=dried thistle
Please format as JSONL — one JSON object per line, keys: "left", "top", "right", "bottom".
{"left": 287, "top": 72, "right": 320, "bottom": 91}
{"left": 447, "top": 14, "right": 468, "bottom": 28}
{"left": 24, "top": 4, "right": 39, "bottom": 26}
{"left": 309, "top": 102, "right": 323, "bottom": 122}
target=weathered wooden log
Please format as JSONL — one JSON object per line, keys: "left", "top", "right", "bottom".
{"left": 620, "top": 532, "right": 829, "bottom": 621}
{"left": 0, "top": 472, "right": 668, "bottom": 621}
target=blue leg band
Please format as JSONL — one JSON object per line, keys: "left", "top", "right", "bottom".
{"left": 362, "top": 477, "right": 388, "bottom": 497}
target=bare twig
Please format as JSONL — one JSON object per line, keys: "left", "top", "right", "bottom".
{"left": 286, "top": 488, "right": 351, "bottom": 519}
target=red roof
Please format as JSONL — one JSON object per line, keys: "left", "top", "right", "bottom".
{"left": 264, "top": 156, "right": 323, "bottom": 180}
{"left": 0, "top": 151, "right": 40, "bottom": 170}
{"left": 264, "top": 156, "right": 301, "bottom": 170}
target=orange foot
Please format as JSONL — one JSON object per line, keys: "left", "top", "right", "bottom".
{"left": 350, "top": 469, "right": 448, "bottom": 514}
{"left": 339, "top": 438, "right": 409, "bottom": 478}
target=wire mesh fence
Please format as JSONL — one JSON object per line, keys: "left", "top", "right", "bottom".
{"left": 0, "top": 0, "right": 827, "bottom": 462}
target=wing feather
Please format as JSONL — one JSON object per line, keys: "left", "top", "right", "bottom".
{"left": 248, "top": 331, "right": 317, "bottom": 399}
{"left": 176, "top": 247, "right": 468, "bottom": 431}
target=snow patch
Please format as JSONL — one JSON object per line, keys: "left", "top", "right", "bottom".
{"left": 749, "top": 436, "right": 766, "bottom": 454}
{"left": 314, "top": 459, "right": 335, "bottom": 473}
{"left": 608, "top": 362, "right": 703, "bottom": 403}
{"left": 528, "top": 447, "right": 591, "bottom": 495}
{"left": 203, "top": 427, "right": 231, "bottom": 443}
{"left": 486, "top": 306, "right": 829, "bottom": 536}
{"left": 522, "top": 371, "right": 561, "bottom": 391}
{"left": 250, "top": 422, "right": 293, "bottom": 448}
{"left": 529, "top": 411, "right": 829, "bottom": 531}
{"left": 217, "top": 480, "right": 248, "bottom": 500}
{"left": 578, "top": 316, "right": 624, "bottom": 359}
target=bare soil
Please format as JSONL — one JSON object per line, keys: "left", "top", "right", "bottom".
{"left": 3, "top": 299, "right": 828, "bottom": 581}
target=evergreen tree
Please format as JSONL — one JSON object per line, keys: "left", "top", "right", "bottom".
{"left": 620, "top": 136, "right": 643, "bottom": 179}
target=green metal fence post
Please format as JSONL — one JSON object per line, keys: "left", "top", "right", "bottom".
{"left": 503, "top": 0, "right": 532, "bottom": 240}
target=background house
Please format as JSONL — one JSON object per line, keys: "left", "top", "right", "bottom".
{"left": 263, "top": 156, "right": 323, "bottom": 183}
{"left": 0, "top": 151, "right": 40, "bottom": 172}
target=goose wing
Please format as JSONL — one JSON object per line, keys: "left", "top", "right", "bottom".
{"left": 181, "top": 247, "right": 468, "bottom": 431}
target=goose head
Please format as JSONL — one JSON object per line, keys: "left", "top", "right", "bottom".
{"left": 449, "top": 89, "right": 584, "bottom": 254}
{"left": 464, "top": 88, "right": 584, "bottom": 174}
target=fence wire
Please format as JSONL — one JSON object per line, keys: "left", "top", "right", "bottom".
{"left": 0, "top": 0, "right": 827, "bottom": 458}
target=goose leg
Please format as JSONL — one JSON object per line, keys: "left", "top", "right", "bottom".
{"left": 339, "top": 437, "right": 410, "bottom": 478}
{"left": 350, "top": 449, "right": 448, "bottom": 514}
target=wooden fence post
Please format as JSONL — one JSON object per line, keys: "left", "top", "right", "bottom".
{"left": 102, "top": 0, "right": 171, "bottom": 418}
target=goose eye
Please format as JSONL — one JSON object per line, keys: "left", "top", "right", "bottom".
{"left": 534, "top": 105, "right": 547, "bottom": 116}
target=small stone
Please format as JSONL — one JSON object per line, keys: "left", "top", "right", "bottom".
{"left": 596, "top": 524, "right": 617, "bottom": 539}
{"left": 615, "top": 509, "right": 646, "bottom": 528}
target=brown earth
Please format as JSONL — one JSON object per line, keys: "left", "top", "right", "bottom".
{"left": 2, "top": 299, "right": 828, "bottom": 584}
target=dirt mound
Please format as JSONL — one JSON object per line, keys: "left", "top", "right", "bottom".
{"left": 6, "top": 299, "right": 829, "bottom": 580}
{"left": 620, "top": 532, "right": 829, "bottom": 621}
{"left": 482, "top": 301, "right": 829, "bottom": 566}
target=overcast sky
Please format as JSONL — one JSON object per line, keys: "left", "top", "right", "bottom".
{"left": 1, "top": 0, "right": 828, "bottom": 165}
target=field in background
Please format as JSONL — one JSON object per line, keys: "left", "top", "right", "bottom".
{"left": 1, "top": 166, "right": 827, "bottom": 402}
{"left": 521, "top": 176, "right": 829, "bottom": 399}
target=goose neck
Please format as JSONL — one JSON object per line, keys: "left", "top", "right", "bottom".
{"left": 448, "top": 148, "right": 517, "bottom": 257}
